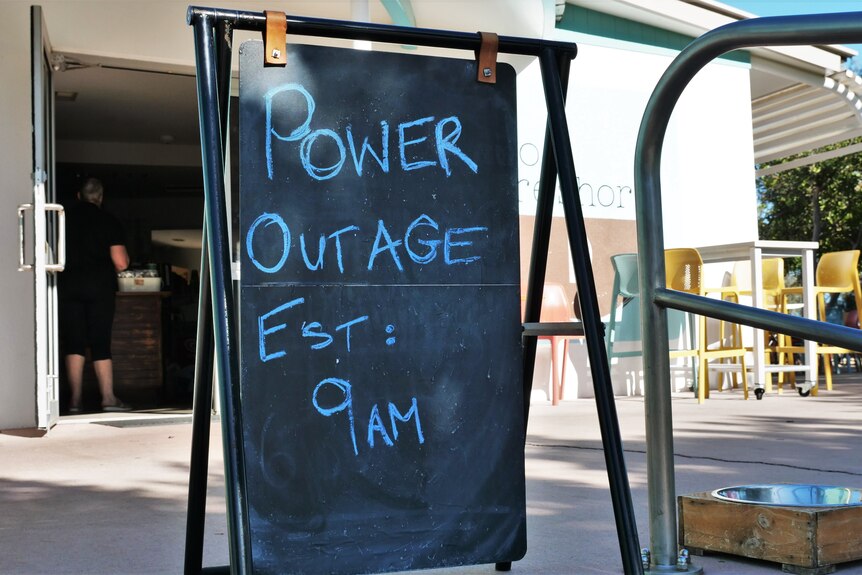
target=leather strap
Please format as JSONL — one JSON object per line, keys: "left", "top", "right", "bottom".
{"left": 476, "top": 32, "right": 498, "bottom": 84}
{"left": 265, "top": 11, "right": 287, "bottom": 66}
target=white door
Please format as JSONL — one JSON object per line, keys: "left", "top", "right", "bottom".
{"left": 19, "top": 5, "right": 64, "bottom": 430}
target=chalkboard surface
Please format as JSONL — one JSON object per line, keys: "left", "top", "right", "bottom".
{"left": 239, "top": 40, "right": 524, "bottom": 575}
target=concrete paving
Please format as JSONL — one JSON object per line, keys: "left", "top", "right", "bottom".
{"left": 2, "top": 375, "right": 862, "bottom": 574}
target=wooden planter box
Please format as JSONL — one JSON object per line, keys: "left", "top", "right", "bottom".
{"left": 679, "top": 492, "right": 862, "bottom": 574}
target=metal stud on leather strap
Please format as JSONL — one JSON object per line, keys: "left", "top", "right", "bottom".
{"left": 264, "top": 10, "right": 287, "bottom": 66}
{"left": 476, "top": 31, "right": 498, "bottom": 84}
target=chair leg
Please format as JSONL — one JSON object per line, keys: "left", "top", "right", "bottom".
{"left": 766, "top": 331, "right": 778, "bottom": 392}
{"left": 558, "top": 338, "right": 569, "bottom": 402}
{"left": 688, "top": 312, "right": 698, "bottom": 392}
{"left": 775, "top": 333, "right": 797, "bottom": 394}
{"left": 550, "top": 339, "right": 560, "bottom": 406}
{"left": 730, "top": 323, "right": 743, "bottom": 391}
{"left": 698, "top": 315, "right": 709, "bottom": 402}
{"left": 718, "top": 320, "right": 727, "bottom": 392}
{"left": 824, "top": 352, "right": 833, "bottom": 391}
{"left": 788, "top": 356, "right": 796, "bottom": 390}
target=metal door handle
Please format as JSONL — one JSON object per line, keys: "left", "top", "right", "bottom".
{"left": 17, "top": 202, "right": 65, "bottom": 272}
{"left": 45, "top": 203, "right": 65, "bottom": 272}
{"left": 17, "top": 203, "right": 33, "bottom": 271}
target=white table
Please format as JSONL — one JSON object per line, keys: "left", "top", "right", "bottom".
{"left": 694, "top": 240, "right": 819, "bottom": 393}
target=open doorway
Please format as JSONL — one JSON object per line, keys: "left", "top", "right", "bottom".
{"left": 53, "top": 60, "right": 211, "bottom": 413}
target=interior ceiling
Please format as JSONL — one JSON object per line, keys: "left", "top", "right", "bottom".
{"left": 54, "top": 65, "right": 200, "bottom": 147}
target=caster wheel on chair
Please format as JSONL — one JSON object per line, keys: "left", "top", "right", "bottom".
{"left": 495, "top": 562, "right": 512, "bottom": 572}
{"left": 798, "top": 387, "right": 811, "bottom": 397}
{"left": 754, "top": 388, "right": 765, "bottom": 400}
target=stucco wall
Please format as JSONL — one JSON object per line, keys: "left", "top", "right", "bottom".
{"left": 0, "top": 3, "right": 39, "bottom": 429}
{"left": 516, "top": 35, "right": 757, "bottom": 322}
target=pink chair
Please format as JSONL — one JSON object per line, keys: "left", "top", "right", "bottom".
{"left": 523, "top": 282, "right": 573, "bottom": 405}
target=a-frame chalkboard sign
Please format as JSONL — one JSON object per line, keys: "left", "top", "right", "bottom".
{"left": 185, "top": 6, "right": 642, "bottom": 575}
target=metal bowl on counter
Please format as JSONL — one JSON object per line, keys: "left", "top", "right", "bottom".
{"left": 712, "top": 484, "right": 862, "bottom": 507}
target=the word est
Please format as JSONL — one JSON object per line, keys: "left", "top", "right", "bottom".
{"left": 257, "top": 297, "right": 368, "bottom": 363}
{"left": 313, "top": 377, "right": 424, "bottom": 456}
{"left": 246, "top": 212, "right": 488, "bottom": 275}
{"left": 264, "top": 83, "right": 478, "bottom": 181}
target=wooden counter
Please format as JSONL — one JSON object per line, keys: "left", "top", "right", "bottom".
{"left": 111, "top": 291, "right": 170, "bottom": 405}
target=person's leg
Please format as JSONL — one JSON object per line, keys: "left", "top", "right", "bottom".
{"left": 65, "top": 354, "right": 86, "bottom": 409}
{"left": 88, "top": 292, "right": 127, "bottom": 409}
{"left": 92, "top": 359, "right": 120, "bottom": 407}
{"left": 59, "top": 293, "right": 87, "bottom": 411}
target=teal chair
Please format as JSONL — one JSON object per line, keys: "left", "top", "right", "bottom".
{"left": 606, "top": 253, "right": 698, "bottom": 391}
{"left": 605, "top": 254, "right": 642, "bottom": 360}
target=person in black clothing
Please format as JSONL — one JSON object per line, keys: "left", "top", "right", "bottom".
{"left": 59, "top": 178, "right": 131, "bottom": 413}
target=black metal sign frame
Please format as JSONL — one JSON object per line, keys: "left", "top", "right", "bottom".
{"left": 185, "top": 6, "right": 641, "bottom": 574}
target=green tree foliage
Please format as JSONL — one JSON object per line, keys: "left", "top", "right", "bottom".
{"left": 758, "top": 138, "right": 862, "bottom": 257}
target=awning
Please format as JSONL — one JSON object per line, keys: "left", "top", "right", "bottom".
{"left": 753, "top": 67, "right": 862, "bottom": 177}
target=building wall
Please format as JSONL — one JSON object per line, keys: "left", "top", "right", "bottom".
{"left": 516, "top": 19, "right": 757, "bottom": 320}
{"left": 0, "top": 4, "right": 39, "bottom": 429}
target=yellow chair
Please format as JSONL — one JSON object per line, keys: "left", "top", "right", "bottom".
{"left": 731, "top": 258, "right": 785, "bottom": 311}
{"left": 665, "top": 248, "right": 749, "bottom": 402}
{"left": 730, "top": 259, "right": 788, "bottom": 390}
{"left": 779, "top": 250, "right": 862, "bottom": 392}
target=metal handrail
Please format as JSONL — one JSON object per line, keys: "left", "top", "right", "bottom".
{"left": 634, "top": 10, "right": 862, "bottom": 572}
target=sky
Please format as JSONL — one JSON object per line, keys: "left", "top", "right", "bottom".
{"left": 724, "top": 0, "right": 862, "bottom": 65}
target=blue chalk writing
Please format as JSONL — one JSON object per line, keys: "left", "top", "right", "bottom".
{"left": 347, "top": 122, "right": 390, "bottom": 175}
{"left": 247, "top": 213, "right": 290, "bottom": 273}
{"left": 313, "top": 378, "right": 358, "bottom": 456}
{"left": 398, "top": 116, "right": 436, "bottom": 171}
{"left": 367, "top": 404, "right": 394, "bottom": 448}
{"left": 328, "top": 225, "right": 360, "bottom": 273}
{"left": 301, "top": 321, "right": 333, "bottom": 350}
{"left": 264, "top": 83, "right": 479, "bottom": 181}
{"left": 245, "top": 212, "right": 488, "bottom": 274}
{"left": 444, "top": 227, "right": 488, "bottom": 265}
{"left": 265, "top": 83, "right": 315, "bottom": 180}
{"left": 335, "top": 316, "right": 369, "bottom": 352}
{"left": 300, "top": 233, "right": 326, "bottom": 270}
{"left": 367, "top": 220, "right": 404, "bottom": 271}
{"left": 385, "top": 324, "right": 396, "bottom": 346}
{"left": 256, "top": 307, "right": 369, "bottom": 358}
{"left": 436, "top": 116, "right": 478, "bottom": 176}
{"left": 258, "top": 297, "right": 304, "bottom": 362}
{"left": 404, "top": 214, "right": 441, "bottom": 264}
{"left": 389, "top": 398, "right": 424, "bottom": 444}
{"left": 299, "top": 128, "right": 346, "bottom": 181}
{"left": 246, "top": 218, "right": 359, "bottom": 274}
{"left": 313, "top": 384, "right": 426, "bottom": 454}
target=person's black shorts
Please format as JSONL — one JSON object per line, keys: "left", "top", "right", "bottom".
{"left": 59, "top": 288, "right": 115, "bottom": 361}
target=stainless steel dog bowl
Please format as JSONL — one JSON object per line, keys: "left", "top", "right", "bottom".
{"left": 712, "top": 484, "right": 862, "bottom": 507}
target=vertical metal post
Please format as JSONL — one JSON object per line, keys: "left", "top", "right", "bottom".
{"left": 633, "top": 143, "right": 677, "bottom": 572}
{"left": 184, "top": 15, "right": 233, "bottom": 575}
{"left": 191, "top": 9, "right": 249, "bottom": 574}
{"left": 521, "top": 75, "right": 569, "bottom": 428}
{"left": 538, "top": 47, "right": 643, "bottom": 575}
